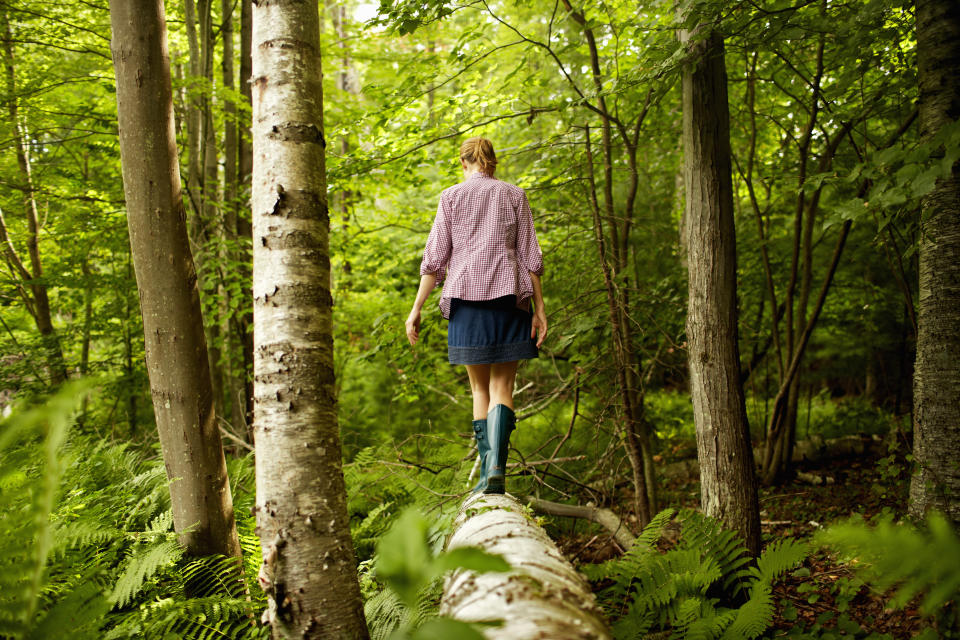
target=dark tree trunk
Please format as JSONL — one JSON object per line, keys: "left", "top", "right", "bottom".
{"left": 1, "top": 12, "right": 67, "bottom": 385}
{"left": 910, "top": 0, "right": 960, "bottom": 525}
{"left": 680, "top": 23, "right": 761, "bottom": 556}
{"left": 108, "top": 0, "right": 242, "bottom": 559}
{"left": 221, "top": 0, "right": 247, "bottom": 435}
{"left": 251, "top": 1, "right": 368, "bottom": 637}
{"left": 237, "top": 0, "right": 254, "bottom": 434}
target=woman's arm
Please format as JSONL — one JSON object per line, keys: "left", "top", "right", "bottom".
{"left": 406, "top": 273, "right": 437, "bottom": 346}
{"left": 529, "top": 272, "right": 547, "bottom": 348}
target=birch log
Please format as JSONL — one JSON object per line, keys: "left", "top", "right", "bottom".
{"left": 440, "top": 493, "right": 611, "bottom": 640}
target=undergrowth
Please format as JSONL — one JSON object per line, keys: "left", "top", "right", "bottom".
{"left": 0, "top": 382, "right": 267, "bottom": 640}
{"left": 6, "top": 383, "right": 952, "bottom": 639}
{"left": 583, "top": 507, "right": 809, "bottom": 639}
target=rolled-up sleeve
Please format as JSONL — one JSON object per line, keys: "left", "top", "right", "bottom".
{"left": 516, "top": 190, "right": 544, "bottom": 276}
{"left": 419, "top": 195, "right": 453, "bottom": 285}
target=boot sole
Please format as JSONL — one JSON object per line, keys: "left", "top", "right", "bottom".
{"left": 483, "top": 474, "right": 505, "bottom": 494}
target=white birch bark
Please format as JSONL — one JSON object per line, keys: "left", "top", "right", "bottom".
{"left": 251, "top": 1, "right": 368, "bottom": 637}
{"left": 440, "top": 493, "right": 611, "bottom": 640}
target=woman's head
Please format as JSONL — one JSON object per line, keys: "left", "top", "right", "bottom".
{"left": 459, "top": 137, "right": 497, "bottom": 176}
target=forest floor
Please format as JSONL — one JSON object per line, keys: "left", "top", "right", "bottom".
{"left": 554, "top": 439, "right": 924, "bottom": 638}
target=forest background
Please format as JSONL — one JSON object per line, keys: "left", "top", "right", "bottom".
{"left": 0, "top": 0, "right": 958, "bottom": 638}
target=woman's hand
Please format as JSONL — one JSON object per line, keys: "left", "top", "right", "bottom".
{"left": 405, "top": 309, "right": 421, "bottom": 346}
{"left": 531, "top": 309, "right": 547, "bottom": 348}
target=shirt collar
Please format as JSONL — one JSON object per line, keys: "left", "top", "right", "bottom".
{"left": 468, "top": 171, "right": 491, "bottom": 180}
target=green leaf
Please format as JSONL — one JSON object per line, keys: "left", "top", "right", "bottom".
{"left": 910, "top": 167, "right": 941, "bottom": 199}
{"left": 433, "top": 547, "right": 510, "bottom": 575}
{"left": 374, "top": 509, "right": 433, "bottom": 607}
{"left": 410, "top": 617, "right": 488, "bottom": 640}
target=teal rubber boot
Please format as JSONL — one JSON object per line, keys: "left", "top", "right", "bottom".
{"left": 470, "top": 419, "right": 489, "bottom": 493}
{"left": 483, "top": 404, "right": 515, "bottom": 495}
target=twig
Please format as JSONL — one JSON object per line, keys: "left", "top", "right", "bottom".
{"left": 507, "top": 455, "right": 585, "bottom": 468}
{"left": 218, "top": 423, "right": 253, "bottom": 452}
{"left": 549, "top": 373, "right": 580, "bottom": 461}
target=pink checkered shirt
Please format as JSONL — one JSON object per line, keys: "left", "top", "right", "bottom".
{"left": 420, "top": 172, "right": 544, "bottom": 319}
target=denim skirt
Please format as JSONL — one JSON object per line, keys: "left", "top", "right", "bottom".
{"left": 447, "top": 295, "right": 539, "bottom": 365}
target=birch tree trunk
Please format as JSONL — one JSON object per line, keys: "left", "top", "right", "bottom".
{"left": 680, "top": 22, "right": 761, "bottom": 556}
{"left": 108, "top": 0, "right": 242, "bottom": 559}
{"left": 441, "top": 493, "right": 611, "bottom": 639}
{"left": 910, "top": 0, "right": 960, "bottom": 525}
{"left": 251, "top": 2, "right": 368, "bottom": 637}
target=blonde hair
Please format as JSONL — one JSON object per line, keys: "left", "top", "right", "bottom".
{"left": 459, "top": 137, "right": 497, "bottom": 176}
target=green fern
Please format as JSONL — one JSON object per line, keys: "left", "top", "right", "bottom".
{"left": 0, "top": 381, "right": 99, "bottom": 639}
{"left": 584, "top": 507, "right": 809, "bottom": 640}
{"left": 1, "top": 384, "right": 268, "bottom": 640}
{"left": 753, "top": 537, "right": 809, "bottom": 583}
{"left": 815, "top": 510, "right": 960, "bottom": 617}
{"left": 110, "top": 539, "right": 185, "bottom": 607}
{"left": 719, "top": 583, "right": 773, "bottom": 639}
{"left": 103, "top": 595, "right": 269, "bottom": 640}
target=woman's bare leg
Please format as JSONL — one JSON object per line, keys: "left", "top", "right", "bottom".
{"left": 464, "top": 364, "right": 491, "bottom": 420}
{"left": 488, "top": 360, "right": 519, "bottom": 411}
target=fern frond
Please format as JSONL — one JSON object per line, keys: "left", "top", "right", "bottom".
{"left": 105, "top": 595, "right": 266, "bottom": 640}
{"left": 26, "top": 579, "right": 110, "bottom": 640}
{"left": 755, "top": 538, "right": 808, "bottom": 583}
{"left": 815, "top": 510, "right": 960, "bottom": 615}
{"left": 147, "top": 511, "right": 174, "bottom": 534}
{"left": 611, "top": 602, "right": 655, "bottom": 640}
{"left": 365, "top": 587, "right": 406, "bottom": 640}
{"left": 720, "top": 582, "right": 773, "bottom": 640}
{"left": 51, "top": 520, "right": 119, "bottom": 556}
{"left": 637, "top": 507, "right": 676, "bottom": 548}
{"left": 110, "top": 540, "right": 184, "bottom": 607}
{"left": 182, "top": 555, "right": 247, "bottom": 598}
{"left": 675, "top": 596, "right": 736, "bottom": 640}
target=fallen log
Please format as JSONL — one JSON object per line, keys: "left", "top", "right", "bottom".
{"left": 526, "top": 497, "right": 637, "bottom": 550}
{"left": 440, "top": 493, "right": 611, "bottom": 640}
{"left": 659, "top": 433, "right": 886, "bottom": 481}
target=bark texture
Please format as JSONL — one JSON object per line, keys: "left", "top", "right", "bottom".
{"left": 680, "top": 24, "right": 761, "bottom": 556}
{"left": 251, "top": 1, "right": 368, "bottom": 637}
{"left": 108, "top": 0, "right": 241, "bottom": 559}
{"left": 441, "top": 493, "right": 611, "bottom": 639}
{"left": 910, "top": 0, "right": 960, "bottom": 524}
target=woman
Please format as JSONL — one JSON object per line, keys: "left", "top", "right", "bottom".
{"left": 405, "top": 137, "right": 547, "bottom": 495}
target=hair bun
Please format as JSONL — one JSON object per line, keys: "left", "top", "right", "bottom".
{"left": 460, "top": 137, "right": 497, "bottom": 176}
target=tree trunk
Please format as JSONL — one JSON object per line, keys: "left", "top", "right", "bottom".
{"left": 441, "top": 493, "right": 612, "bottom": 639}
{"left": 183, "top": 0, "right": 203, "bottom": 215}
{"left": 221, "top": 0, "right": 247, "bottom": 434}
{"left": 108, "top": 0, "right": 242, "bottom": 560}
{"left": 199, "top": 0, "right": 225, "bottom": 420}
{"left": 1, "top": 12, "right": 67, "bottom": 385}
{"left": 564, "top": 0, "right": 658, "bottom": 525}
{"left": 251, "top": 2, "right": 368, "bottom": 637}
{"left": 680, "top": 23, "right": 761, "bottom": 556}
{"left": 237, "top": 0, "right": 254, "bottom": 434}
{"left": 909, "top": 0, "right": 960, "bottom": 525}
{"left": 583, "top": 125, "right": 652, "bottom": 527}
